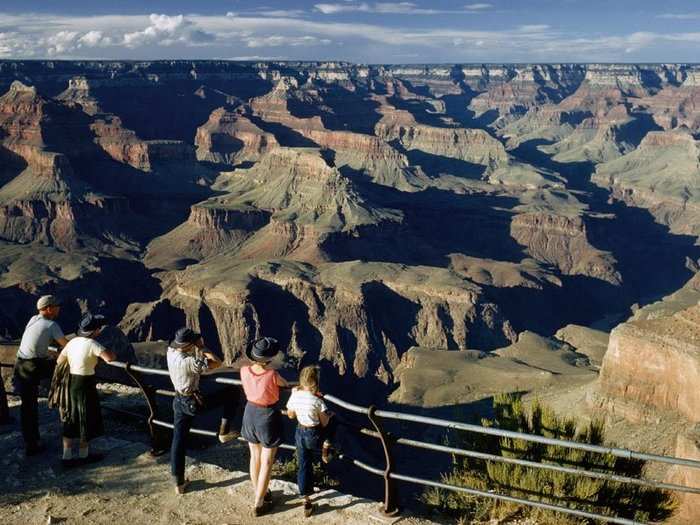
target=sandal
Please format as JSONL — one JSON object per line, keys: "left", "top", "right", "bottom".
{"left": 264, "top": 490, "right": 273, "bottom": 503}
{"left": 304, "top": 501, "right": 314, "bottom": 518}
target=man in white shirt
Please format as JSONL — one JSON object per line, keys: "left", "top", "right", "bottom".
{"left": 167, "top": 327, "right": 241, "bottom": 494}
{"left": 13, "top": 295, "right": 69, "bottom": 455}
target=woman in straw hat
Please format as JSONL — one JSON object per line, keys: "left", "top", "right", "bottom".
{"left": 56, "top": 313, "right": 116, "bottom": 467}
{"left": 240, "top": 337, "right": 288, "bottom": 517}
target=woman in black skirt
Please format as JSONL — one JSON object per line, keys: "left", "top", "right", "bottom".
{"left": 56, "top": 313, "right": 116, "bottom": 466}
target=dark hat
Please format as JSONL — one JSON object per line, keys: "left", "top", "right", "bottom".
{"left": 170, "top": 327, "right": 202, "bottom": 349}
{"left": 77, "top": 313, "right": 107, "bottom": 337}
{"left": 37, "top": 295, "right": 61, "bottom": 310}
{"left": 246, "top": 337, "right": 281, "bottom": 362}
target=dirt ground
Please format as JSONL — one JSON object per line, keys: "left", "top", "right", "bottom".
{"left": 0, "top": 393, "right": 438, "bottom": 525}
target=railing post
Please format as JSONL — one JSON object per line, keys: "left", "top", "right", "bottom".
{"left": 124, "top": 363, "right": 168, "bottom": 456}
{"left": 368, "top": 405, "right": 400, "bottom": 517}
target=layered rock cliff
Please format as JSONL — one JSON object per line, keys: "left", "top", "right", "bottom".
{"left": 0, "top": 61, "right": 699, "bottom": 402}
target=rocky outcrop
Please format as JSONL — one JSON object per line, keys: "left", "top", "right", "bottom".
{"left": 375, "top": 102, "right": 509, "bottom": 168}
{"left": 666, "top": 427, "right": 700, "bottom": 523}
{"left": 598, "top": 305, "right": 700, "bottom": 422}
{"left": 195, "top": 108, "right": 278, "bottom": 165}
{"left": 155, "top": 260, "right": 516, "bottom": 393}
{"left": 593, "top": 129, "right": 700, "bottom": 235}
{"left": 510, "top": 212, "right": 620, "bottom": 283}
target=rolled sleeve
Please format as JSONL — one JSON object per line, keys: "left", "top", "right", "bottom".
{"left": 188, "top": 355, "right": 208, "bottom": 375}
{"left": 90, "top": 340, "right": 106, "bottom": 358}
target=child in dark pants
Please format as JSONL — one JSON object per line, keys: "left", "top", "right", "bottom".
{"left": 286, "top": 365, "right": 336, "bottom": 517}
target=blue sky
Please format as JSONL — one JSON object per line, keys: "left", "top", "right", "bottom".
{"left": 1, "top": 1, "right": 700, "bottom": 63}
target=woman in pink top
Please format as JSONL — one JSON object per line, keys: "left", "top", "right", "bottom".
{"left": 240, "top": 337, "right": 288, "bottom": 517}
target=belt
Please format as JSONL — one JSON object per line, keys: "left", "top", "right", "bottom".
{"left": 299, "top": 424, "right": 320, "bottom": 430}
{"left": 176, "top": 390, "right": 200, "bottom": 398}
{"left": 248, "top": 400, "right": 275, "bottom": 408}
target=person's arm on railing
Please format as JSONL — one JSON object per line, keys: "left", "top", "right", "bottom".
{"left": 276, "top": 373, "right": 289, "bottom": 388}
{"left": 100, "top": 349, "right": 117, "bottom": 363}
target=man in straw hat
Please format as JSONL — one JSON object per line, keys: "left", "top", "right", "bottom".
{"left": 13, "top": 295, "right": 69, "bottom": 455}
{"left": 167, "top": 327, "right": 240, "bottom": 495}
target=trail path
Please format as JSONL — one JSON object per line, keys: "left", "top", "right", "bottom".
{"left": 0, "top": 398, "right": 435, "bottom": 525}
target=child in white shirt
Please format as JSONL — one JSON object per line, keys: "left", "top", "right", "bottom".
{"left": 286, "top": 365, "right": 336, "bottom": 517}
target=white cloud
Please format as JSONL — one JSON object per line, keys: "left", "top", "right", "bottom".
{"left": 123, "top": 13, "right": 215, "bottom": 48}
{"left": 517, "top": 25, "right": 551, "bottom": 32}
{"left": 252, "top": 9, "right": 307, "bottom": 18}
{"left": 79, "top": 30, "right": 111, "bottom": 47}
{"left": 0, "top": 31, "right": 37, "bottom": 58}
{"left": 245, "top": 35, "right": 331, "bottom": 48}
{"left": 1, "top": 11, "right": 700, "bottom": 61}
{"left": 657, "top": 13, "right": 700, "bottom": 20}
{"left": 464, "top": 3, "right": 493, "bottom": 10}
{"left": 313, "top": 2, "right": 480, "bottom": 15}
{"left": 45, "top": 31, "right": 79, "bottom": 55}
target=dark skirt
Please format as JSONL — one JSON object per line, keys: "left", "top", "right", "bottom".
{"left": 62, "top": 374, "right": 104, "bottom": 441}
{"left": 241, "top": 402, "right": 282, "bottom": 448}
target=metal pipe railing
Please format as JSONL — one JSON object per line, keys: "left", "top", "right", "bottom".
{"left": 2, "top": 356, "right": 697, "bottom": 525}
{"left": 371, "top": 408, "right": 700, "bottom": 469}
{"left": 392, "top": 435, "right": 700, "bottom": 495}
{"left": 389, "top": 472, "right": 645, "bottom": 525}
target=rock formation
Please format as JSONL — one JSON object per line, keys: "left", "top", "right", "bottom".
{"left": 0, "top": 61, "right": 699, "bottom": 402}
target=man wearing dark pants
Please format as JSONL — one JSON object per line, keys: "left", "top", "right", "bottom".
{"left": 167, "top": 327, "right": 240, "bottom": 495}
{"left": 13, "top": 295, "right": 69, "bottom": 455}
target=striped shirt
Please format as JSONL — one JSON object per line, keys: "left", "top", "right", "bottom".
{"left": 286, "top": 388, "right": 327, "bottom": 427}
{"left": 167, "top": 347, "right": 208, "bottom": 395}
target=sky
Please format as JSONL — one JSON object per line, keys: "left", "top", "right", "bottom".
{"left": 1, "top": 1, "right": 700, "bottom": 63}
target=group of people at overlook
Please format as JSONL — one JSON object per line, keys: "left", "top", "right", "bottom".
{"left": 7, "top": 294, "right": 337, "bottom": 518}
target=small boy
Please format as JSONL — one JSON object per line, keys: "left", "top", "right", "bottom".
{"left": 286, "top": 365, "right": 336, "bottom": 517}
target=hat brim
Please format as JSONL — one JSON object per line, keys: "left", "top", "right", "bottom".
{"left": 77, "top": 325, "right": 106, "bottom": 337}
{"left": 170, "top": 340, "right": 195, "bottom": 349}
{"left": 246, "top": 347, "right": 282, "bottom": 363}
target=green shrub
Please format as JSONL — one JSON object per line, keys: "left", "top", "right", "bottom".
{"left": 423, "top": 394, "right": 677, "bottom": 524}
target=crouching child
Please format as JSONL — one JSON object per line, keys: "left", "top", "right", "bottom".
{"left": 286, "top": 365, "right": 337, "bottom": 517}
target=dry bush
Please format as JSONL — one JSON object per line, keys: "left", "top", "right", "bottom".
{"left": 423, "top": 393, "right": 677, "bottom": 524}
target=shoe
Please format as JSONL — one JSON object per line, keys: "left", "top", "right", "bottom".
{"left": 218, "top": 430, "right": 240, "bottom": 444}
{"left": 25, "top": 442, "right": 45, "bottom": 457}
{"left": 304, "top": 501, "right": 314, "bottom": 518}
{"left": 253, "top": 499, "right": 272, "bottom": 517}
{"left": 175, "top": 479, "right": 190, "bottom": 495}
{"left": 61, "top": 458, "right": 79, "bottom": 469}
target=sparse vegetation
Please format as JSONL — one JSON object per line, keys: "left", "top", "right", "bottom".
{"left": 423, "top": 394, "right": 677, "bottom": 524}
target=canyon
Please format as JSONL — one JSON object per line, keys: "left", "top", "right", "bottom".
{"left": 2, "top": 60, "right": 700, "bottom": 519}
{"left": 0, "top": 61, "right": 699, "bottom": 404}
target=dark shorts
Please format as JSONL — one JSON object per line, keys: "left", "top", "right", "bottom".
{"left": 241, "top": 402, "right": 282, "bottom": 448}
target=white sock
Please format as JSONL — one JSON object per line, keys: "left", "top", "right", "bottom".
{"left": 78, "top": 445, "right": 89, "bottom": 459}
{"left": 62, "top": 448, "right": 74, "bottom": 460}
